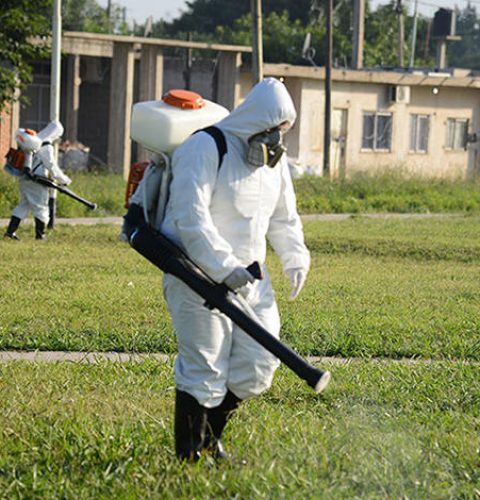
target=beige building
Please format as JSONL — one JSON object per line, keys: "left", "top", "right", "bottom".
{"left": 3, "top": 32, "right": 480, "bottom": 180}
{"left": 262, "top": 64, "right": 480, "bottom": 179}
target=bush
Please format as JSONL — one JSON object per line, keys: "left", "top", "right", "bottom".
{"left": 0, "top": 170, "right": 126, "bottom": 218}
{"left": 294, "top": 172, "right": 480, "bottom": 214}
{"left": 2, "top": 168, "right": 480, "bottom": 217}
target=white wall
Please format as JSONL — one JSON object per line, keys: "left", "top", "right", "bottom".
{"left": 285, "top": 77, "right": 480, "bottom": 179}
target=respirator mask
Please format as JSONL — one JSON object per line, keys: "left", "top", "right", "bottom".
{"left": 247, "top": 126, "right": 287, "bottom": 168}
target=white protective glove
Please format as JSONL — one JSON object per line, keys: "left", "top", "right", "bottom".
{"left": 223, "top": 267, "right": 255, "bottom": 292}
{"left": 285, "top": 268, "right": 308, "bottom": 301}
{"left": 56, "top": 172, "right": 72, "bottom": 186}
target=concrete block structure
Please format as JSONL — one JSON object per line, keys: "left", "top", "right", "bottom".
{"left": 2, "top": 32, "right": 480, "bottom": 180}
{"left": 1, "top": 32, "right": 251, "bottom": 179}
{"left": 263, "top": 64, "right": 480, "bottom": 179}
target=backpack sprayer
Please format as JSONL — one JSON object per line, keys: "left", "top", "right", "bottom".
{"left": 125, "top": 90, "right": 331, "bottom": 394}
{"left": 4, "top": 146, "right": 97, "bottom": 211}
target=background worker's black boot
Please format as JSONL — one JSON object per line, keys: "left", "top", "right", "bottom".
{"left": 4, "top": 216, "right": 21, "bottom": 240}
{"left": 204, "top": 390, "right": 242, "bottom": 460}
{"left": 34, "top": 218, "right": 46, "bottom": 240}
{"left": 175, "top": 390, "right": 208, "bottom": 462}
{"left": 47, "top": 197, "right": 56, "bottom": 229}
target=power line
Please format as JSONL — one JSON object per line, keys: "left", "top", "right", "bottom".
{"left": 402, "top": 0, "right": 480, "bottom": 6}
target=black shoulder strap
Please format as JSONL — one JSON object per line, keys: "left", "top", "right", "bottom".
{"left": 194, "top": 126, "right": 227, "bottom": 170}
{"left": 42, "top": 141, "right": 52, "bottom": 146}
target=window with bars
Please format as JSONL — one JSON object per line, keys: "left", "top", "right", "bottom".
{"left": 446, "top": 118, "right": 468, "bottom": 150}
{"left": 409, "top": 114, "right": 430, "bottom": 153}
{"left": 362, "top": 112, "right": 392, "bottom": 151}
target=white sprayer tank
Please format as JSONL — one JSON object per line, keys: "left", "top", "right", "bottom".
{"left": 130, "top": 90, "right": 229, "bottom": 154}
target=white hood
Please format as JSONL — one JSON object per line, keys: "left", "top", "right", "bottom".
{"left": 37, "top": 120, "right": 64, "bottom": 143}
{"left": 216, "top": 77, "right": 296, "bottom": 143}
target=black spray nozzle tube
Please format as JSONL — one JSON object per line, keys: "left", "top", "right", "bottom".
{"left": 130, "top": 225, "right": 330, "bottom": 394}
{"left": 29, "top": 174, "right": 97, "bottom": 210}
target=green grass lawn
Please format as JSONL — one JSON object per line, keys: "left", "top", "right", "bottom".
{"left": 0, "top": 217, "right": 479, "bottom": 497}
{"left": 1, "top": 218, "right": 479, "bottom": 359}
{"left": 0, "top": 361, "right": 478, "bottom": 498}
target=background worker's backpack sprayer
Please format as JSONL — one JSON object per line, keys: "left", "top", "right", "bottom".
{"left": 123, "top": 90, "right": 331, "bottom": 395}
{"left": 122, "top": 89, "right": 229, "bottom": 236}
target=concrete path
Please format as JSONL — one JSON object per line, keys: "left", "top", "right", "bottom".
{"left": 0, "top": 213, "right": 466, "bottom": 227}
{"left": 0, "top": 350, "right": 477, "bottom": 366}
{"left": 0, "top": 216, "right": 123, "bottom": 227}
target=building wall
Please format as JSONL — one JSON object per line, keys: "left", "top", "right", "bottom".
{"left": 18, "top": 56, "right": 222, "bottom": 165}
{"left": 0, "top": 107, "right": 12, "bottom": 160}
{"left": 15, "top": 52, "right": 480, "bottom": 179}
{"left": 291, "top": 77, "right": 480, "bottom": 179}
{"left": 163, "top": 58, "right": 216, "bottom": 100}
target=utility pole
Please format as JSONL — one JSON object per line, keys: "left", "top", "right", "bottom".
{"left": 352, "top": 0, "right": 365, "bottom": 69}
{"left": 107, "top": 0, "right": 112, "bottom": 33}
{"left": 323, "top": 0, "right": 333, "bottom": 176}
{"left": 396, "top": 0, "right": 404, "bottom": 67}
{"left": 49, "top": 0, "right": 62, "bottom": 226}
{"left": 184, "top": 32, "right": 193, "bottom": 90}
{"left": 50, "top": 0, "right": 61, "bottom": 145}
{"left": 409, "top": 0, "right": 419, "bottom": 68}
{"left": 424, "top": 18, "right": 432, "bottom": 60}
{"left": 251, "top": 0, "right": 263, "bottom": 84}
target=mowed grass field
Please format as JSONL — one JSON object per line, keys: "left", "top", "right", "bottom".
{"left": 0, "top": 217, "right": 479, "bottom": 497}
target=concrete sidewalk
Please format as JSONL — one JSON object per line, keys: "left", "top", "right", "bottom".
{"left": 0, "top": 213, "right": 464, "bottom": 227}
{"left": 0, "top": 350, "right": 477, "bottom": 366}
{"left": 0, "top": 216, "right": 123, "bottom": 227}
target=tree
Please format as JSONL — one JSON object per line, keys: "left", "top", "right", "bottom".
{"left": 449, "top": 5, "right": 480, "bottom": 70}
{"left": 214, "top": 8, "right": 352, "bottom": 67}
{"left": 62, "top": 0, "right": 129, "bottom": 35}
{"left": 164, "top": 0, "right": 315, "bottom": 37}
{"left": 0, "top": 0, "right": 52, "bottom": 113}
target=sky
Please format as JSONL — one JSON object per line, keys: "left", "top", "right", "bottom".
{"left": 98, "top": 0, "right": 478, "bottom": 27}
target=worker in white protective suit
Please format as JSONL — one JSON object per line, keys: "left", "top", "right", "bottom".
{"left": 160, "top": 77, "right": 311, "bottom": 461}
{"left": 4, "top": 121, "right": 71, "bottom": 240}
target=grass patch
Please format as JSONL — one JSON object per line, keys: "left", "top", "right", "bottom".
{"left": 0, "top": 171, "right": 126, "bottom": 219}
{"left": 1, "top": 210, "right": 479, "bottom": 496}
{"left": 294, "top": 172, "right": 480, "bottom": 214}
{"left": 0, "top": 360, "right": 478, "bottom": 497}
{"left": 3, "top": 169, "right": 480, "bottom": 217}
{"left": 1, "top": 218, "right": 480, "bottom": 360}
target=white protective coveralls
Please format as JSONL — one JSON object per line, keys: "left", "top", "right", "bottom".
{"left": 161, "top": 78, "right": 310, "bottom": 408}
{"left": 12, "top": 121, "right": 71, "bottom": 223}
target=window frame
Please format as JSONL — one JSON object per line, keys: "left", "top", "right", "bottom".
{"left": 409, "top": 113, "right": 430, "bottom": 154}
{"left": 361, "top": 111, "right": 393, "bottom": 152}
{"left": 445, "top": 117, "right": 469, "bottom": 151}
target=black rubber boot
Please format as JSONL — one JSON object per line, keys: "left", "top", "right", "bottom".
{"left": 4, "top": 216, "right": 21, "bottom": 240}
{"left": 47, "top": 197, "right": 56, "bottom": 229}
{"left": 174, "top": 390, "right": 208, "bottom": 462}
{"left": 34, "top": 218, "right": 46, "bottom": 240}
{"left": 204, "top": 390, "right": 241, "bottom": 460}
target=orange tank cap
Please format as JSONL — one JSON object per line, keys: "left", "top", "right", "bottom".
{"left": 162, "top": 89, "right": 206, "bottom": 110}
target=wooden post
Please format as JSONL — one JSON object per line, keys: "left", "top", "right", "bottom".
{"left": 352, "top": 0, "right": 364, "bottom": 69}
{"left": 323, "top": 0, "right": 333, "bottom": 177}
{"left": 251, "top": 0, "right": 263, "bottom": 84}
{"left": 396, "top": 0, "right": 404, "bottom": 67}
{"left": 184, "top": 32, "right": 193, "bottom": 90}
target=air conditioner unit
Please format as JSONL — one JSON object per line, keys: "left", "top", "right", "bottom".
{"left": 388, "top": 85, "right": 410, "bottom": 104}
